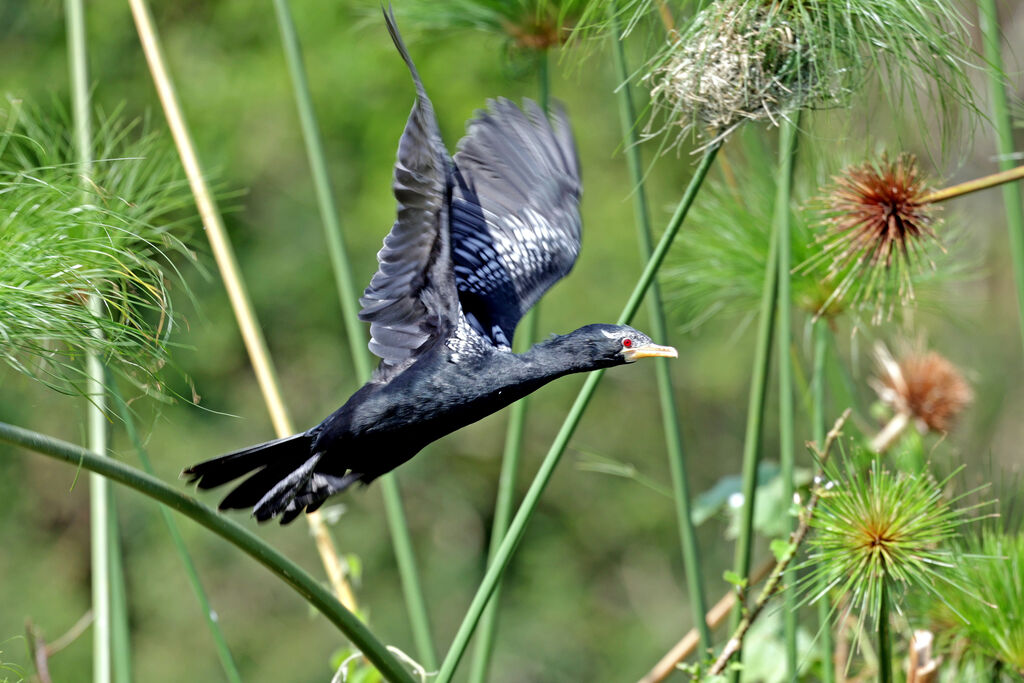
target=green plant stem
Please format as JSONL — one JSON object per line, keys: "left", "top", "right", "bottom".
{"left": 0, "top": 421, "right": 416, "bottom": 683}
{"left": 272, "top": 0, "right": 371, "bottom": 382}
{"left": 877, "top": 582, "right": 892, "bottom": 683}
{"left": 609, "top": 18, "right": 709, "bottom": 655}
{"left": 774, "top": 116, "right": 800, "bottom": 681}
{"left": 129, "top": 0, "right": 355, "bottom": 611}
{"left": 812, "top": 319, "right": 835, "bottom": 683}
{"left": 537, "top": 49, "right": 550, "bottom": 112}
{"left": 727, "top": 144, "right": 783, "bottom": 681}
{"left": 467, "top": 49, "right": 550, "bottom": 683}
{"left": 435, "top": 143, "right": 720, "bottom": 683}
{"left": 379, "top": 478, "right": 434, "bottom": 667}
{"left": 109, "top": 385, "right": 242, "bottom": 683}
{"left": 271, "top": 0, "right": 435, "bottom": 667}
{"left": 979, "top": 0, "right": 1024, "bottom": 358}
{"left": 65, "top": 3, "right": 120, "bottom": 681}
{"left": 709, "top": 411, "right": 850, "bottom": 677}
{"left": 106, "top": 492, "right": 132, "bottom": 683}
{"left": 467, "top": 306, "right": 538, "bottom": 683}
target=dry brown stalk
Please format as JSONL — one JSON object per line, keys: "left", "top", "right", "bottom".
{"left": 708, "top": 409, "right": 852, "bottom": 676}
{"left": 637, "top": 556, "right": 775, "bottom": 683}
{"left": 129, "top": 0, "right": 356, "bottom": 612}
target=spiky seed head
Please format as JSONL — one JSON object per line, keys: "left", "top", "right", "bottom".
{"left": 823, "top": 154, "right": 937, "bottom": 268}
{"left": 805, "top": 461, "right": 974, "bottom": 630}
{"left": 813, "top": 153, "right": 942, "bottom": 322}
{"left": 871, "top": 344, "right": 972, "bottom": 433}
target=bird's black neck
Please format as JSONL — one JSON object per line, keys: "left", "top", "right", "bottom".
{"left": 517, "top": 329, "right": 607, "bottom": 381}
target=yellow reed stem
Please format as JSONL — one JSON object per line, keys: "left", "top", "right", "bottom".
{"left": 924, "top": 164, "right": 1024, "bottom": 204}
{"left": 128, "top": 0, "right": 356, "bottom": 613}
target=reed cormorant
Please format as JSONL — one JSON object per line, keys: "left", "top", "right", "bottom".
{"left": 183, "top": 11, "right": 678, "bottom": 523}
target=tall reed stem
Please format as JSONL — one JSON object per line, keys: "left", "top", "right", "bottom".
{"left": 467, "top": 49, "right": 551, "bottom": 683}
{"left": 979, "top": 0, "right": 1024, "bottom": 357}
{"left": 0, "top": 421, "right": 416, "bottom": 683}
{"left": 728, "top": 136, "right": 783, "bottom": 680}
{"left": 106, "top": 498, "right": 132, "bottom": 683}
{"left": 609, "top": 19, "right": 709, "bottom": 655}
{"left": 271, "top": 0, "right": 436, "bottom": 666}
{"left": 774, "top": 115, "right": 800, "bottom": 680}
{"left": 812, "top": 319, "right": 835, "bottom": 683}
{"left": 109, "top": 384, "right": 242, "bottom": 683}
{"left": 877, "top": 582, "right": 892, "bottom": 683}
{"left": 128, "top": 0, "right": 355, "bottom": 611}
{"left": 65, "top": 3, "right": 121, "bottom": 680}
{"left": 435, "top": 144, "right": 720, "bottom": 683}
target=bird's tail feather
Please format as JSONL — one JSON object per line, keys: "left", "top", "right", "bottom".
{"left": 184, "top": 433, "right": 312, "bottom": 490}
{"left": 184, "top": 432, "right": 364, "bottom": 524}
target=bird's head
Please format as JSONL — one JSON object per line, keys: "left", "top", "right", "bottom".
{"left": 565, "top": 324, "right": 678, "bottom": 369}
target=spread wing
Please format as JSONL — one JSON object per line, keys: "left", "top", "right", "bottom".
{"left": 358, "top": 10, "right": 459, "bottom": 379}
{"left": 450, "top": 98, "right": 582, "bottom": 348}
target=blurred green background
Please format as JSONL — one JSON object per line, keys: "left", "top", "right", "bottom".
{"left": 2, "top": 1, "right": 1022, "bottom": 681}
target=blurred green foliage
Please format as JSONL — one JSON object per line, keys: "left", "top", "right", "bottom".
{"left": 1, "top": 1, "right": 1022, "bottom": 682}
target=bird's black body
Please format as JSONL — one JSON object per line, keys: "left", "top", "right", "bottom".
{"left": 184, "top": 11, "right": 677, "bottom": 523}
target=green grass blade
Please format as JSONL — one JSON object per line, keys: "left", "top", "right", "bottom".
{"left": 609, "top": 17, "right": 710, "bottom": 656}
{"left": 435, "top": 144, "right": 720, "bottom": 683}
{"left": 774, "top": 115, "right": 800, "bottom": 681}
{"left": 468, "top": 49, "right": 550, "bottom": 683}
{"left": 728, "top": 129, "right": 784, "bottom": 680}
{"left": 109, "top": 384, "right": 243, "bottom": 683}
{"left": 0, "top": 421, "right": 417, "bottom": 683}
{"left": 979, "top": 0, "right": 1024, "bottom": 358}
{"left": 271, "top": 0, "right": 436, "bottom": 667}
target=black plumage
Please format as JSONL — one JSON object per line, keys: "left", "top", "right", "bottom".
{"left": 183, "top": 10, "right": 678, "bottom": 524}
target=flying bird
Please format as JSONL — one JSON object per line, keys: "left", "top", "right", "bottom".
{"left": 183, "top": 10, "right": 678, "bottom": 523}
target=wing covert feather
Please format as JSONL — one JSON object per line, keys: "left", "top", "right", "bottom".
{"left": 450, "top": 98, "right": 582, "bottom": 346}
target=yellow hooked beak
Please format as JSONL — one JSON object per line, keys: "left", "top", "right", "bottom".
{"left": 622, "top": 342, "right": 678, "bottom": 362}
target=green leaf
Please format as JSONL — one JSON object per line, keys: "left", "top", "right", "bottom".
{"left": 723, "top": 570, "right": 747, "bottom": 589}
{"left": 771, "top": 538, "right": 794, "bottom": 562}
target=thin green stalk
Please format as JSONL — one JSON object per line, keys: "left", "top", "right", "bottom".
{"left": 435, "top": 143, "right": 721, "bottom": 683}
{"left": 272, "top": 0, "right": 370, "bottom": 381}
{"left": 979, "top": 0, "right": 1024, "bottom": 357}
{"left": 728, "top": 134, "right": 783, "bottom": 680}
{"left": 466, "top": 306, "right": 538, "bottom": 683}
{"left": 109, "top": 384, "right": 242, "bottom": 683}
{"left": 610, "top": 19, "right": 709, "bottom": 655}
{"left": 107, "top": 494, "right": 132, "bottom": 683}
{"left": 0, "top": 421, "right": 416, "bottom": 683}
{"left": 129, "top": 0, "right": 355, "bottom": 610}
{"left": 537, "top": 49, "right": 550, "bottom": 112}
{"left": 65, "top": 3, "right": 120, "bottom": 681}
{"left": 877, "top": 582, "right": 892, "bottom": 683}
{"left": 812, "top": 319, "right": 835, "bottom": 683}
{"left": 774, "top": 116, "right": 800, "bottom": 681}
{"left": 467, "top": 48, "right": 550, "bottom": 683}
{"left": 271, "top": 0, "right": 434, "bottom": 666}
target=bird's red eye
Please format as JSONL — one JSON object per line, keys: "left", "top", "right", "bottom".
{"left": 622, "top": 338, "right": 633, "bottom": 348}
